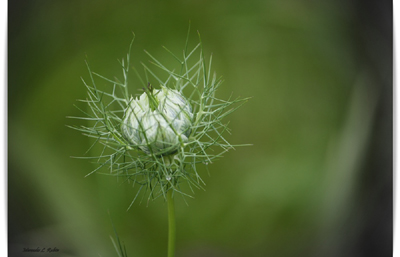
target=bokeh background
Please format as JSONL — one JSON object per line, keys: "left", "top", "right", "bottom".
{"left": 8, "top": 1, "right": 392, "bottom": 257}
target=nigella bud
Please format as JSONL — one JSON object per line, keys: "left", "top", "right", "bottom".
{"left": 121, "top": 86, "right": 193, "bottom": 156}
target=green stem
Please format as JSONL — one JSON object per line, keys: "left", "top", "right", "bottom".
{"left": 167, "top": 189, "right": 176, "bottom": 257}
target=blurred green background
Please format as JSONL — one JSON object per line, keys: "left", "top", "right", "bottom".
{"left": 8, "top": 1, "right": 392, "bottom": 257}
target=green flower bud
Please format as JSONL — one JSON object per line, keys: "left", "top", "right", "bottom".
{"left": 121, "top": 86, "right": 193, "bottom": 156}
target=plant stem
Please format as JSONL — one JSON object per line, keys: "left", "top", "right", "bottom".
{"left": 167, "top": 189, "right": 176, "bottom": 257}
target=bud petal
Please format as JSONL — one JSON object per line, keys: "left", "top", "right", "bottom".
{"left": 122, "top": 86, "right": 193, "bottom": 155}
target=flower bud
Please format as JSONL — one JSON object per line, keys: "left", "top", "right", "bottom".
{"left": 121, "top": 86, "right": 193, "bottom": 155}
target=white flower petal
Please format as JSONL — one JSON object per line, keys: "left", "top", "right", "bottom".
{"left": 121, "top": 87, "right": 193, "bottom": 155}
